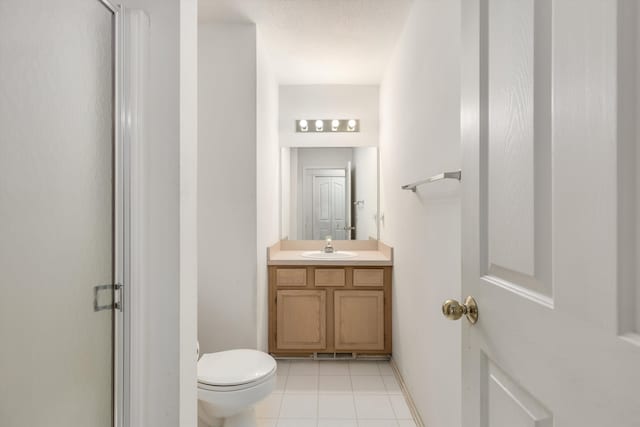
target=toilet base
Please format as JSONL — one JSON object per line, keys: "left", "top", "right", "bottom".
{"left": 223, "top": 407, "right": 257, "bottom": 427}
{"left": 199, "top": 408, "right": 257, "bottom": 427}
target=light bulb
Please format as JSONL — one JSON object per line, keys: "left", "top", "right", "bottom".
{"left": 315, "top": 120, "right": 324, "bottom": 132}
{"left": 347, "top": 119, "right": 357, "bottom": 131}
{"left": 331, "top": 119, "right": 340, "bottom": 131}
{"left": 299, "top": 120, "right": 308, "bottom": 132}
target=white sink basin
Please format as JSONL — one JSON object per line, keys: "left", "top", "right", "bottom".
{"left": 301, "top": 250, "right": 358, "bottom": 260}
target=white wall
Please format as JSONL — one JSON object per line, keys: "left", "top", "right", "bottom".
{"left": 256, "top": 30, "right": 281, "bottom": 352}
{"left": 198, "top": 23, "right": 258, "bottom": 353}
{"left": 179, "top": 0, "right": 198, "bottom": 425}
{"left": 353, "top": 147, "right": 379, "bottom": 240}
{"left": 379, "top": 1, "right": 461, "bottom": 426}
{"left": 279, "top": 85, "right": 379, "bottom": 148}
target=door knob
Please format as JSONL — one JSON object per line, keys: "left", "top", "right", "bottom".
{"left": 441, "top": 296, "right": 478, "bottom": 324}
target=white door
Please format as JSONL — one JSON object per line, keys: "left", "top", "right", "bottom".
{"left": 312, "top": 175, "right": 347, "bottom": 240}
{"left": 0, "top": 0, "right": 119, "bottom": 425}
{"left": 459, "top": 1, "right": 640, "bottom": 426}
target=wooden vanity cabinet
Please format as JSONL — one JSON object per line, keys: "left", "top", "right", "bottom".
{"left": 268, "top": 266, "right": 392, "bottom": 356}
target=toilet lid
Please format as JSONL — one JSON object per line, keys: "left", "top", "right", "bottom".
{"left": 197, "top": 349, "right": 276, "bottom": 387}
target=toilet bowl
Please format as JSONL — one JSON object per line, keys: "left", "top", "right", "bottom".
{"left": 197, "top": 349, "right": 277, "bottom": 427}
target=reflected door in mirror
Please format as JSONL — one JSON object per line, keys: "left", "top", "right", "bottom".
{"left": 312, "top": 175, "right": 347, "bottom": 240}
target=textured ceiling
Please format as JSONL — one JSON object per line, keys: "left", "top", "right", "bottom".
{"left": 199, "top": 0, "right": 414, "bottom": 84}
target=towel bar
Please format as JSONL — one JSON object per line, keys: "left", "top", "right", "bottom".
{"left": 401, "top": 170, "right": 462, "bottom": 192}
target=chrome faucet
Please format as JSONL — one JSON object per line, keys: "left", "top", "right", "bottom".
{"left": 323, "top": 236, "right": 335, "bottom": 253}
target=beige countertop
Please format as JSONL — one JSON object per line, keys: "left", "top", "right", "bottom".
{"left": 267, "top": 240, "right": 393, "bottom": 266}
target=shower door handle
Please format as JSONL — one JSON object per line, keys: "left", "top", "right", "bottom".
{"left": 94, "top": 283, "right": 123, "bottom": 312}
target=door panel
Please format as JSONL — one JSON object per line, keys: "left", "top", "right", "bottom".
{"left": 488, "top": 0, "right": 536, "bottom": 277}
{"left": 276, "top": 290, "right": 327, "bottom": 350}
{"left": 483, "top": 355, "right": 552, "bottom": 427}
{"left": 276, "top": 268, "right": 308, "bottom": 287}
{"left": 332, "top": 177, "right": 346, "bottom": 239}
{"left": 353, "top": 269, "right": 385, "bottom": 287}
{"left": 462, "top": 1, "right": 640, "bottom": 426}
{"left": 315, "top": 268, "right": 346, "bottom": 287}
{"left": 486, "top": 0, "right": 552, "bottom": 298}
{"left": 0, "top": 1, "right": 116, "bottom": 425}
{"left": 314, "top": 177, "right": 332, "bottom": 239}
{"left": 312, "top": 174, "right": 347, "bottom": 240}
{"left": 334, "top": 290, "right": 384, "bottom": 351}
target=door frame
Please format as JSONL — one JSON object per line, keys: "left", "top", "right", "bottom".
{"left": 100, "top": 1, "right": 127, "bottom": 426}
{"left": 102, "top": 3, "right": 149, "bottom": 427}
{"left": 111, "top": 5, "right": 198, "bottom": 426}
{"left": 116, "top": 6, "right": 150, "bottom": 427}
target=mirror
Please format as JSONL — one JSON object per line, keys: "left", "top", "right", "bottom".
{"left": 280, "top": 147, "right": 379, "bottom": 240}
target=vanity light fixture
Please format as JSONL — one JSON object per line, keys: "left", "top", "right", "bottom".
{"left": 295, "top": 119, "right": 360, "bottom": 133}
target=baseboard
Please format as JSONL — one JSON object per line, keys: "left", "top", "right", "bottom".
{"left": 389, "top": 358, "right": 426, "bottom": 427}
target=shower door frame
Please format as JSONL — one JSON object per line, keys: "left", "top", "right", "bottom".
{"left": 99, "top": 1, "right": 128, "bottom": 426}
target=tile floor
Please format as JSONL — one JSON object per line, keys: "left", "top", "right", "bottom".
{"left": 256, "top": 360, "right": 418, "bottom": 427}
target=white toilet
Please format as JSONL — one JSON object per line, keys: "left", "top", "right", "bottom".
{"left": 197, "top": 348, "right": 277, "bottom": 427}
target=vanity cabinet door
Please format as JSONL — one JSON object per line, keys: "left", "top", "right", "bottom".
{"left": 353, "top": 268, "right": 385, "bottom": 287}
{"left": 334, "top": 290, "right": 385, "bottom": 351}
{"left": 276, "top": 268, "right": 307, "bottom": 287}
{"left": 276, "top": 290, "right": 326, "bottom": 350}
{"left": 315, "top": 268, "right": 346, "bottom": 287}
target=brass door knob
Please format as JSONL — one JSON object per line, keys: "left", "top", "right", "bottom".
{"left": 441, "top": 296, "right": 478, "bottom": 324}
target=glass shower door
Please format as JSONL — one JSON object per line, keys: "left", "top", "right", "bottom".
{"left": 0, "top": 0, "right": 118, "bottom": 425}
